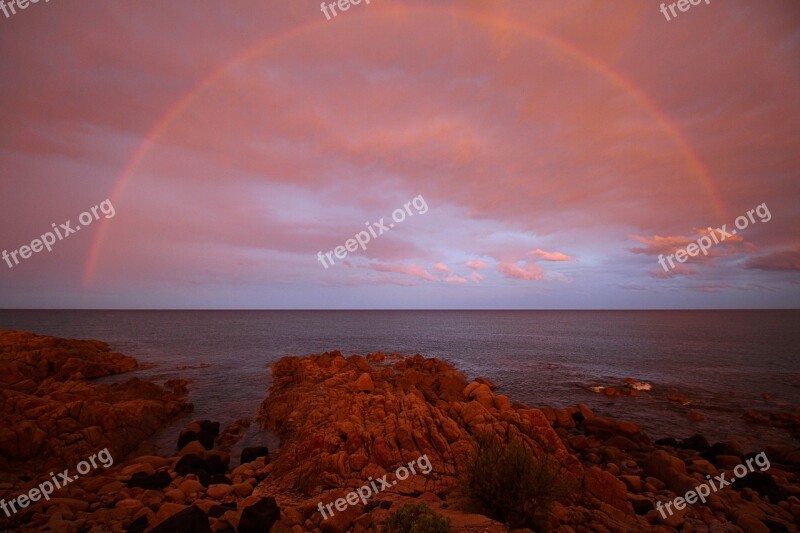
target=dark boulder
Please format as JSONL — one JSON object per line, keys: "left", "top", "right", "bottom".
{"left": 178, "top": 429, "right": 214, "bottom": 450}
{"left": 200, "top": 420, "right": 220, "bottom": 436}
{"left": 678, "top": 434, "right": 710, "bottom": 452}
{"left": 149, "top": 506, "right": 211, "bottom": 533}
{"left": 701, "top": 441, "right": 742, "bottom": 462}
{"left": 732, "top": 471, "right": 784, "bottom": 502}
{"left": 238, "top": 497, "right": 280, "bottom": 533}
{"left": 126, "top": 470, "right": 172, "bottom": 489}
{"left": 655, "top": 437, "right": 679, "bottom": 447}
{"left": 204, "top": 454, "right": 228, "bottom": 475}
{"left": 208, "top": 502, "right": 237, "bottom": 518}
{"left": 240, "top": 446, "right": 270, "bottom": 464}
{"left": 209, "top": 474, "right": 232, "bottom": 485}
{"left": 174, "top": 454, "right": 205, "bottom": 476}
{"left": 177, "top": 420, "right": 220, "bottom": 450}
{"left": 125, "top": 514, "right": 149, "bottom": 533}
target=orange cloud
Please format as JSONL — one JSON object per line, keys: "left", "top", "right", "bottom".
{"left": 529, "top": 248, "right": 574, "bottom": 261}
{"left": 630, "top": 228, "right": 744, "bottom": 258}
{"left": 497, "top": 260, "right": 544, "bottom": 281}
{"left": 465, "top": 259, "right": 488, "bottom": 270}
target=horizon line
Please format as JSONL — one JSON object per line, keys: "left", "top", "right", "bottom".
{"left": 1, "top": 308, "right": 798, "bottom": 312}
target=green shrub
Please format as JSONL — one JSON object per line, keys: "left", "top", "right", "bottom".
{"left": 386, "top": 503, "right": 451, "bottom": 533}
{"left": 460, "top": 433, "right": 574, "bottom": 529}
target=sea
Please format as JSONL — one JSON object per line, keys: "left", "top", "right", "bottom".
{"left": 1, "top": 310, "right": 798, "bottom": 455}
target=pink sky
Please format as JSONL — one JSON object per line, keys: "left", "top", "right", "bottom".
{"left": 0, "top": 0, "right": 798, "bottom": 308}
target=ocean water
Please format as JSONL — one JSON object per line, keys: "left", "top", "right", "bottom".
{"left": 1, "top": 310, "right": 798, "bottom": 453}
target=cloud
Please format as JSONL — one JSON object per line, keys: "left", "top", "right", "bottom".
{"left": 467, "top": 271, "right": 485, "bottom": 283}
{"left": 529, "top": 248, "right": 574, "bottom": 261}
{"left": 629, "top": 234, "right": 693, "bottom": 255}
{"left": 1, "top": 1, "right": 798, "bottom": 308}
{"left": 368, "top": 263, "right": 438, "bottom": 282}
{"left": 690, "top": 282, "right": 733, "bottom": 293}
{"left": 465, "top": 259, "right": 489, "bottom": 270}
{"left": 742, "top": 249, "right": 800, "bottom": 272}
{"left": 497, "top": 260, "right": 544, "bottom": 281}
{"left": 650, "top": 263, "right": 699, "bottom": 279}
{"left": 630, "top": 229, "right": 744, "bottom": 259}
{"left": 445, "top": 274, "right": 468, "bottom": 283}
{"left": 434, "top": 263, "right": 451, "bottom": 272}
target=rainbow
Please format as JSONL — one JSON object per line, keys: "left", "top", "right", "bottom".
{"left": 83, "top": 4, "right": 726, "bottom": 285}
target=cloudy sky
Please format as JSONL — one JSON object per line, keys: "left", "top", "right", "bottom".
{"left": 0, "top": 0, "right": 798, "bottom": 309}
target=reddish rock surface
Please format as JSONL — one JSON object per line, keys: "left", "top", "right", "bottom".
{"left": 0, "top": 330, "right": 191, "bottom": 476}
{"left": 2, "top": 342, "right": 799, "bottom": 532}
{"left": 256, "top": 352, "right": 578, "bottom": 497}
{"left": 546, "top": 404, "right": 800, "bottom": 531}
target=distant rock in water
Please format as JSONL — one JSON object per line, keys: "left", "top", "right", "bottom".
{"left": 588, "top": 378, "right": 652, "bottom": 397}
{"left": 624, "top": 378, "right": 652, "bottom": 391}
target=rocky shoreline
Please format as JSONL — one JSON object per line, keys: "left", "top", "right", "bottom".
{"left": 0, "top": 331, "right": 192, "bottom": 477}
{"left": 0, "top": 332, "right": 798, "bottom": 532}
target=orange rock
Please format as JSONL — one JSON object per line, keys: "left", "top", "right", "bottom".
{"left": 493, "top": 395, "right": 511, "bottom": 411}
{"left": 0, "top": 330, "right": 190, "bottom": 473}
{"left": 462, "top": 381, "right": 481, "bottom": 398}
{"left": 667, "top": 393, "right": 691, "bottom": 405}
{"left": 642, "top": 449, "right": 687, "bottom": 486}
{"left": 178, "top": 479, "right": 205, "bottom": 497}
{"left": 475, "top": 377, "right": 497, "bottom": 390}
{"left": 320, "top": 501, "right": 363, "bottom": 533}
{"left": 256, "top": 352, "right": 574, "bottom": 497}
{"left": 467, "top": 383, "right": 494, "bottom": 409}
{"left": 153, "top": 502, "right": 188, "bottom": 526}
{"left": 576, "top": 403, "right": 594, "bottom": 420}
{"left": 554, "top": 409, "right": 576, "bottom": 429}
{"left": 584, "top": 417, "right": 640, "bottom": 438}
{"left": 583, "top": 466, "right": 632, "bottom": 512}
{"left": 355, "top": 373, "right": 374, "bottom": 393}
{"left": 688, "top": 410, "right": 706, "bottom": 422}
{"left": 206, "top": 484, "right": 234, "bottom": 499}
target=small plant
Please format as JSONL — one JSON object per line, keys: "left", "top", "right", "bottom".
{"left": 386, "top": 503, "right": 451, "bottom": 533}
{"left": 460, "top": 433, "right": 575, "bottom": 529}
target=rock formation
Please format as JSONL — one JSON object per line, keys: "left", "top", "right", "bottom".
{"left": 1, "top": 339, "right": 798, "bottom": 532}
{"left": 0, "top": 330, "right": 191, "bottom": 476}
